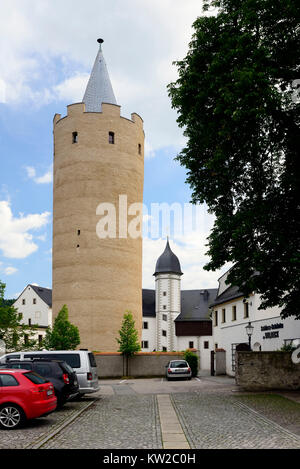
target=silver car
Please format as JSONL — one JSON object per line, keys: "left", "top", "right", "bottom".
{"left": 165, "top": 360, "right": 192, "bottom": 380}
{"left": 0, "top": 350, "right": 99, "bottom": 396}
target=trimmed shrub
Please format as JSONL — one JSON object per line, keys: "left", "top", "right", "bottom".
{"left": 184, "top": 350, "right": 199, "bottom": 377}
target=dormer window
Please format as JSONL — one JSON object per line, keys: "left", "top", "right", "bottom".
{"left": 109, "top": 132, "right": 115, "bottom": 144}
{"left": 72, "top": 132, "right": 78, "bottom": 144}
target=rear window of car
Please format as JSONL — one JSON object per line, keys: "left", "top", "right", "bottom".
{"left": 88, "top": 353, "right": 97, "bottom": 368}
{"left": 34, "top": 363, "right": 53, "bottom": 377}
{"left": 58, "top": 362, "right": 74, "bottom": 374}
{"left": 4, "top": 363, "right": 32, "bottom": 370}
{"left": 170, "top": 361, "right": 188, "bottom": 368}
{"left": 23, "top": 372, "right": 48, "bottom": 384}
{"left": 0, "top": 374, "right": 19, "bottom": 387}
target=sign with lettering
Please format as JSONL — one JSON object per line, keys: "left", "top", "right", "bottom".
{"left": 261, "top": 323, "right": 283, "bottom": 340}
{"left": 261, "top": 323, "right": 284, "bottom": 332}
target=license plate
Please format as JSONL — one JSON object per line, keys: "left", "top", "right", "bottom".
{"left": 175, "top": 370, "right": 186, "bottom": 373}
{"left": 47, "top": 389, "right": 53, "bottom": 396}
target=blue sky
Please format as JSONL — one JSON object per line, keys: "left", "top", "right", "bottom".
{"left": 0, "top": 0, "right": 227, "bottom": 298}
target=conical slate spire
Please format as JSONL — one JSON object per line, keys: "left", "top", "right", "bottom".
{"left": 154, "top": 239, "right": 183, "bottom": 276}
{"left": 83, "top": 39, "right": 117, "bottom": 112}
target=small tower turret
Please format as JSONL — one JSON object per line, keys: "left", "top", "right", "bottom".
{"left": 154, "top": 239, "right": 183, "bottom": 351}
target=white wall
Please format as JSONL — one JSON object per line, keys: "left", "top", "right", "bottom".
{"left": 141, "top": 317, "right": 156, "bottom": 351}
{"left": 13, "top": 285, "right": 52, "bottom": 329}
{"left": 212, "top": 294, "right": 300, "bottom": 376}
{"left": 176, "top": 335, "right": 213, "bottom": 370}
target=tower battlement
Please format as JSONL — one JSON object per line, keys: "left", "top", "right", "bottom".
{"left": 53, "top": 102, "right": 144, "bottom": 130}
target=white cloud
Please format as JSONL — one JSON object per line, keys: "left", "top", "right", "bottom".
{"left": 4, "top": 266, "right": 18, "bottom": 276}
{"left": 35, "top": 171, "right": 52, "bottom": 184}
{"left": 0, "top": 0, "right": 207, "bottom": 151}
{"left": 25, "top": 166, "right": 53, "bottom": 184}
{"left": 25, "top": 166, "right": 36, "bottom": 179}
{"left": 0, "top": 200, "right": 50, "bottom": 259}
{"left": 53, "top": 74, "right": 89, "bottom": 103}
{"left": 36, "top": 234, "right": 47, "bottom": 241}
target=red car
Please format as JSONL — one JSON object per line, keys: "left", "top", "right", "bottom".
{"left": 0, "top": 369, "right": 57, "bottom": 429}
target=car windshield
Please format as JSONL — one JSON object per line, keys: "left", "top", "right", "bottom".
{"left": 170, "top": 361, "right": 188, "bottom": 368}
{"left": 23, "top": 371, "right": 48, "bottom": 384}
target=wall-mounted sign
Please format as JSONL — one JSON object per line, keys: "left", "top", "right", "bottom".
{"left": 263, "top": 331, "right": 279, "bottom": 339}
{"left": 261, "top": 323, "right": 284, "bottom": 332}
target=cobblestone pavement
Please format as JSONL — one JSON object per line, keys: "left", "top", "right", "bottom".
{"left": 42, "top": 395, "right": 162, "bottom": 449}
{"left": 234, "top": 393, "right": 300, "bottom": 436}
{"left": 1, "top": 379, "right": 300, "bottom": 449}
{"left": 173, "top": 392, "right": 300, "bottom": 449}
{"left": 0, "top": 397, "right": 94, "bottom": 449}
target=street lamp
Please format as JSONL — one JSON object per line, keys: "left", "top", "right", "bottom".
{"left": 245, "top": 321, "right": 254, "bottom": 350}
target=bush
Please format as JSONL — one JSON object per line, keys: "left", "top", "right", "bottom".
{"left": 278, "top": 343, "right": 297, "bottom": 352}
{"left": 184, "top": 350, "right": 198, "bottom": 377}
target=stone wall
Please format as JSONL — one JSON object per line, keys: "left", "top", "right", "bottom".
{"left": 95, "top": 352, "right": 184, "bottom": 378}
{"left": 235, "top": 351, "right": 300, "bottom": 391}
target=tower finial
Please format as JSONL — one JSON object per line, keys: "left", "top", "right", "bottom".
{"left": 97, "top": 38, "right": 104, "bottom": 49}
{"left": 83, "top": 38, "right": 117, "bottom": 112}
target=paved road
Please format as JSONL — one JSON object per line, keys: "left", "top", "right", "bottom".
{"left": 1, "top": 377, "right": 300, "bottom": 449}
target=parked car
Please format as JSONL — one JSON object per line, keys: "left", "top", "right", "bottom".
{"left": 0, "top": 369, "right": 57, "bottom": 429}
{"left": 165, "top": 360, "right": 192, "bottom": 381}
{"left": 0, "top": 359, "right": 79, "bottom": 407}
{"left": 0, "top": 350, "right": 99, "bottom": 396}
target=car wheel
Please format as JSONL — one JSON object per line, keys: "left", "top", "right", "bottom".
{"left": 56, "top": 393, "right": 67, "bottom": 408}
{"left": 0, "top": 404, "right": 26, "bottom": 430}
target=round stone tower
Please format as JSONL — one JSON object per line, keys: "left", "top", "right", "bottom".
{"left": 52, "top": 40, "right": 144, "bottom": 351}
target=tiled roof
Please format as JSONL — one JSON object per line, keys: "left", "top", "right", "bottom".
{"left": 142, "top": 289, "right": 155, "bottom": 317}
{"left": 29, "top": 285, "right": 52, "bottom": 307}
{"left": 209, "top": 284, "right": 244, "bottom": 307}
{"left": 175, "top": 289, "right": 218, "bottom": 322}
{"left": 142, "top": 288, "right": 217, "bottom": 322}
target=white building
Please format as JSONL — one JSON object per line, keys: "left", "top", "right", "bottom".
{"left": 141, "top": 240, "right": 216, "bottom": 370}
{"left": 13, "top": 284, "right": 52, "bottom": 346}
{"left": 211, "top": 269, "right": 300, "bottom": 376}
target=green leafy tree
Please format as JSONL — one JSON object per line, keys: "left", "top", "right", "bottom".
{"left": 184, "top": 349, "right": 199, "bottom": 377}
{"left": 0, "top": 280, "right": 37, "bottom": 352}
{"left": 116, "top": 311, "right": 141, "bottom": 376}
{"left": 168, "top": 0, "right": 300, "bottom": 318}
{"left": 44, "top": 304, "right": 80, "bottom": 350}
